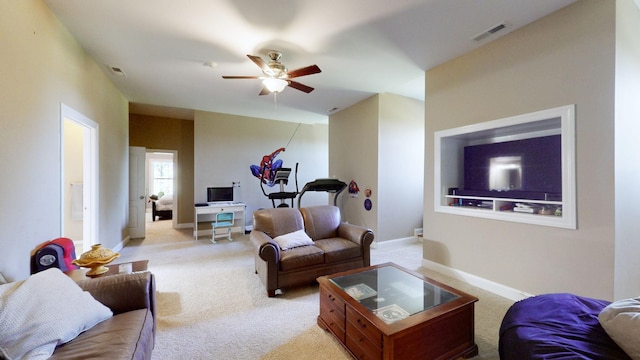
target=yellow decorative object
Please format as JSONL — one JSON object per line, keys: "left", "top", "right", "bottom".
{"left": 72, "top": 244, "right": 120, "bottom": 277}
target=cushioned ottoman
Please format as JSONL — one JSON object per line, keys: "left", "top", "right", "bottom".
{"left": 499, "top": 293, "right": 631, "bottom": 360}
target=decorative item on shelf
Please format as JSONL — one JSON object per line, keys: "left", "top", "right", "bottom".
{"left": 72, "top": 244, "right": 120, "bottom": 277}
{"left": 364, "top": 198, "right": 373, "bottom": 211}
{"left": 348, "top": 180, "right": 359, "bottom": 198}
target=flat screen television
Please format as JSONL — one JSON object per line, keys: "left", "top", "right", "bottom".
{"left": 207, "top": 187, "right": 234, "bottom": 202}
{"left": 459, "top": 134, "right": 562, "bottom": 201}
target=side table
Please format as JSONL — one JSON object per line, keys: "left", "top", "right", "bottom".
{"left": 65, "top": 259, "right": 149, "bottom": 282}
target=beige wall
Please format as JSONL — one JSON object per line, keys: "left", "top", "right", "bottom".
{"left": 129, "top": 114, "right": 195, "bottom": 224}
{"left": 614, "top": 0, "right": 640, "bottom": 299}
{"left": 424, "top": 0, "right": 618, "bottom": 299}
{"left": 330, "top": 96, "right": 380, "bottom": 234}
{"left": 194, "top": 111, "right": 329, "bottom": 229}
{"left": 378, "top": 93, "right": 424, "bottom": 241}
{"left": 0, "top": 0, "right": 129, "bottom": 281}
{"left": 330, "top": 94, "right": 425, "bottom": 241}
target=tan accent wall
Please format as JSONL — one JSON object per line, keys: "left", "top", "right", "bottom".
{"left": 424, "top": 0, "right": 617, "bottom": 299}
{"left": 129, "top": 114, "right": 195, "bottom": 224}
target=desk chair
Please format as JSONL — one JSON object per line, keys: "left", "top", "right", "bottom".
{"left": 211, "top": 212, "right": 234, "bottom": 243}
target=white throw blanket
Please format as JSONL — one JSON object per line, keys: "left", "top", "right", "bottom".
{"left": 0, "top": 268, "right": 112, "bottom": 360}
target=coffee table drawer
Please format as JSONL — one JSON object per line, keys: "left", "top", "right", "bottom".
{"left": 347, "top": 306, "right": 382, "bottom": 349}
{"left": 346, "top": 327, "right": 382, "bottom": 360}
{"left": 320, "top": 286, "right": 346, "bottom": 341}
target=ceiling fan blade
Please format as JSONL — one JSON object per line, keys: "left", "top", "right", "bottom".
{"left": 247, "top": 55, "right": 274, "bottom": 76}
{"left": 222, "top": 75, "right": 260, "bottom": 79}
{"left": 258, "top": 87, "right": 270, "bottom": 96}
{"left": 287, "top": 65, "right": 321, "bottom": 79}
{"left": 288, "top": 81, "right": 314, "bottom": 93}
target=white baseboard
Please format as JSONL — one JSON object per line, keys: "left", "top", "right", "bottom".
{"left": 113, "top": 236, "right": 130, "bottom": 253}
{"left": 176, "top": 222, "right": 192, "bottom": 229}
{"left": 421, "top": 258, "right": 533, "bottom": 302}
{"left": 373, "top": 236, "right": 421, "bottom": 249}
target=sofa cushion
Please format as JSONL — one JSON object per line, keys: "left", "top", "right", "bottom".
{"left": 50, "top": 309, "right": 154, "bottom": 360}
{"left": 273, "top": 229, "right": 314, "bottom": 250}
{"left": 253, "top": 208, "right": 304, "bottom": 238}
{"left": 0, "top": 268, "right": 112, "bottom": 360}
{"left": 599, "top": 297, "right": 640, "bottom": 360}
{"left": 314, "top": 238, "right": 361, "bottom": 263}
{"left": 300, "top": 206, "right": 340, "bottom": 240}
{"left": 279, "top": 245, "right": 324, "bottom": 271}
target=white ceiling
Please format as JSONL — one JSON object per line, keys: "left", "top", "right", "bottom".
{"left": 44, "top": 0, "right": 576, "bottom": 124}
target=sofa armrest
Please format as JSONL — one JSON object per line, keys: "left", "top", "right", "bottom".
{"left": 338, "top": 222, "right": 374, "bottom": 248}
{"left": 250, "top": 230, "right": 280, "bottom": 263}
{"left": 75, "top": 271, "right": 156, "bottom": 317}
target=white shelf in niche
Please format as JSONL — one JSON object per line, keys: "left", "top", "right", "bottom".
{"left": 434, "top": 105, "right": 576, "bottom": 229}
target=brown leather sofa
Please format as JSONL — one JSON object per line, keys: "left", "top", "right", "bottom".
{"left": 51, "top": 271, "right": 156, "bottom": 360}
{"left": 251, "top": 205, "right": 374, "bottom": 297}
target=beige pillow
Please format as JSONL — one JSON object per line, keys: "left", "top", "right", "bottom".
{"left": 598, "top": 297, "right": 640, "bottom": 360}
{"left": 273, "top": 229, "right": 314, "bottom": 250}
{"left": 0, "top": 268, "right": 112, "bottom": 359}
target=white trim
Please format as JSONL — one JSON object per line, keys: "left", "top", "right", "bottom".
{"left": 434, "top": 104, "right": 576, "bottom": 229}
{"left": 421, "top": 258, "right": 533, "bottom": 302}
{"left": 112, "top": 235, "right": 131, "bottom": 253}
{"left": 372, "top": 236, "right": 419, "bottom": 249}
{"left": 60, "top": 103, "right": 99, "bottom": 252}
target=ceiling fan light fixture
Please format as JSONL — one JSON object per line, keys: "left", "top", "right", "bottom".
{"left": 263, "top": 78, "right": 288, "bottom": 93}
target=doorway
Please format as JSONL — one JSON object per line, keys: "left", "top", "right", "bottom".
{"left": 146, "top": 150, "right": 178, "bottom": 228}
{"left": 61, "top": 104, "right": 98, "bottom": 253}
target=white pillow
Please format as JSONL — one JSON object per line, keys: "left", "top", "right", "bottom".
{"left": 273, "top": 229, "right": 314, "bottom": 250}
{"left": 599, "top": 297, "right": 640, "bottom": 360}
{"left": 0, "top": 268, "right": 113, "bottom": 360}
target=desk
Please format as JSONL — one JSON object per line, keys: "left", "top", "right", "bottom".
{"left": 194, "top": 202, "right": 246, "bottom": 240}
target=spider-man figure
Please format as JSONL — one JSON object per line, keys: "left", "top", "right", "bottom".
{"left": 250, "top": 147, "right": 285, "bottom": 187}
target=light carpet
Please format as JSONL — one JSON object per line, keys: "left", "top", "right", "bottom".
{"left": 118, "top": 218, "right": 513, "bottom": 359}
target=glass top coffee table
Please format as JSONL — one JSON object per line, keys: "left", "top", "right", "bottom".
{"left": 317, "top": 262, "right": 478, "bottom": 360}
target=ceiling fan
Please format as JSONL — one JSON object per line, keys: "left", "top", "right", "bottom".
{"left": 222, "top": 51, "right": 321, "bottom": 95}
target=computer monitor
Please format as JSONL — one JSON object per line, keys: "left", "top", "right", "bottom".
{"left": 207, "top": 187, "right": 233, "bottom": 202}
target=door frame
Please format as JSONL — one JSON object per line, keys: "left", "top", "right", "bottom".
{"left": 60, "top": 103, "right": 99, "bottom": 252}
{"left": 147, "top": 149, "right": 178, "bottom": 228}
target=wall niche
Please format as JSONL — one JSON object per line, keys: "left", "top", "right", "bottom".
{"left": 434, "top": 105, "right": 576, "bottom": 229}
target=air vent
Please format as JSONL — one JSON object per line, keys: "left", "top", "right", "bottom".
{"left": 472, "top": 22, "right": 510, "bottom": 42}
{"left": 108, "top": 65, "right": 127, "bottom": 77}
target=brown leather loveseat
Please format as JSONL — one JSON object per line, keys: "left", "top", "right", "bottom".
{"left": 51, "top": 271, "right": 156, "bottom": 359}
{"left": 251, "top": 205, "right": 374, "bottom": 297}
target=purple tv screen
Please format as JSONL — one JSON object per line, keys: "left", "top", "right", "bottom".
{"left": 460, "top": 135, "right": 562, "bottom": 201}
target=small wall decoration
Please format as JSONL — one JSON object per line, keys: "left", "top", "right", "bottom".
{"left": 365, "top": 187, "right": 372, "bottom": 198}
{"left": 348, "top": 180, "right": 360, "bottom": 198}
{"left": 364, "top": 198, "right": 372, "bottom": 211}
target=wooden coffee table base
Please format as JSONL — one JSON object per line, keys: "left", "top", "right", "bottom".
{"left": 317, "top": 263, "right": 478, "bottom": 360}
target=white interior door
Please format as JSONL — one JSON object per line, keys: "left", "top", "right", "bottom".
{"left": 129, "top": 146, "right": 146, "bottom": 238}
